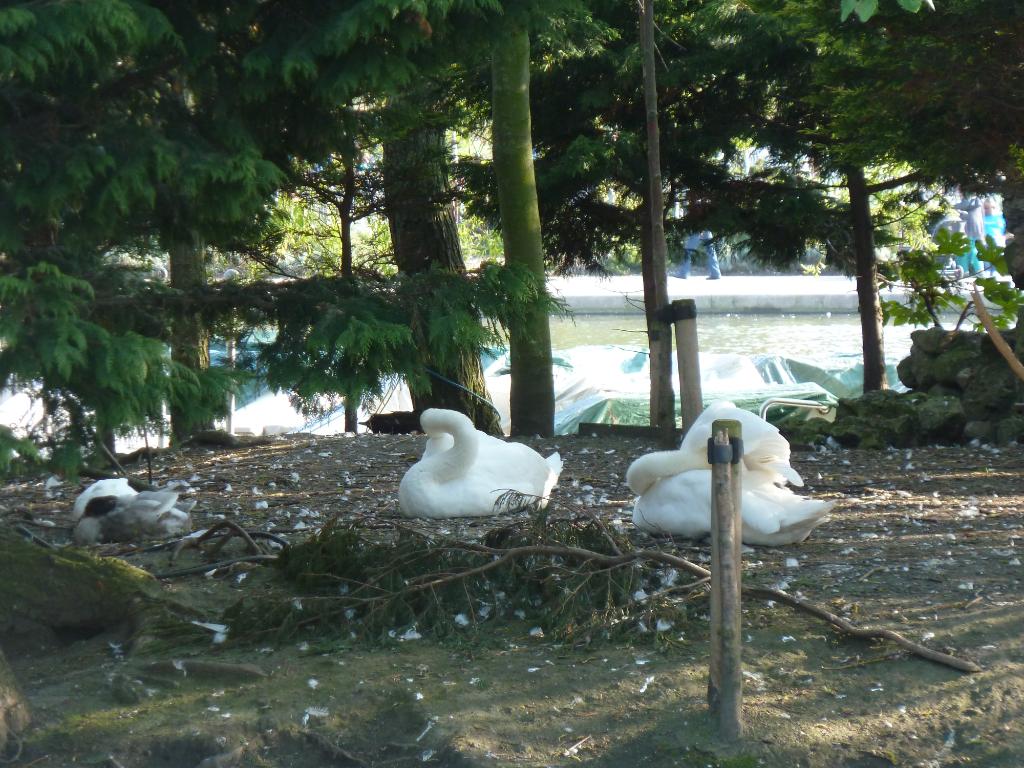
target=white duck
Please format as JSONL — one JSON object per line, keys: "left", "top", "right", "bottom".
{"left": 398, "top": 408, "right": 562, "bottom": 519}
{"left": 72, "top": 478, "right": 195, "bottom": 544}
{"left": 626, "top": 402, "right": 832, "bottom": 546}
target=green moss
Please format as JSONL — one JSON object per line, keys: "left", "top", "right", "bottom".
{"left": 0, "top": 529, "right": 162, "bottom": 632}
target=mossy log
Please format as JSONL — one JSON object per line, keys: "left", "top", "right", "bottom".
{"left": 0, "top": 530, "right": 168, "bottom": 752}
{"left": 0, "top": 530, "right": 162, "bottom": 655}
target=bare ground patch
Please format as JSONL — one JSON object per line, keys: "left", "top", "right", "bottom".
{"left": 2, "top": 433, "right": 1023, "bottom": 767}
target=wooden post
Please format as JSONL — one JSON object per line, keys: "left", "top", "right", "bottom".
{"left": 671, "top": 299, "right": 703, "bottom": 434}
{"left": 708, "top": 419, "right": 743, "bottom": 740}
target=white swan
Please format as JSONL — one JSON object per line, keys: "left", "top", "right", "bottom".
{"left": 72, "top": 479, "right": 195, "bottom": 544}
{"left": 630, "top": 465, "right": 833, "bottom": 546}
{"left": 398, "top": 408, "right": 562, "bottom": 519}
{"left": 626, "top": 403, "right": 832, "bottom": 546}
{"left": 675, "top": 400, "right": 804, "bottom": 487}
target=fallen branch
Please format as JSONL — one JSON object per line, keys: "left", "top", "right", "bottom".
{"left": 300, "top": 730, "right": 368, "bottom": 768}
{"left": 143, "top": 659, "right": 267, "bottom": 680}
{"left": 154, "top": 554, "right": 278, "bottom": 579}
{"left": 272, "top": 516, "right": 982, "bottom": 675}
{"left": 379, "top": 538, "right": 982, "bottom": 674}
{"left": 15, "top": 524, "right": 56, "bottom": 549}
{"left": 99, "top": 442, "right": 130, "bottom": 479}
{"left": 170, "top": 520, "right": 266, "bottom": 564}
{"left": 745, "top": 586, "right": 982, "bottom": 673}
{"left": 972, "top": 287, "right": 1024, "bottom": 383}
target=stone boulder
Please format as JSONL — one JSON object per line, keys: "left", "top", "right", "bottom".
{"left": 917, "top": 395, "right": 966, "bottom": 442}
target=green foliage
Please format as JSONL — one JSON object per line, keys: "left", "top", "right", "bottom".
{"left": 0, "top": 0, "right": 514, "bottom": 473}
{"left": 879, "top": 231, "right": 971, "bottom": 327}
{"left": 840, "top": 0, "right": 879, "bottom": 22}
{"left": 457, "top": 214, "right": 504, "bottom": 264}
{"left": 0, "top": 426, "right": 40, "bottom": 476}
{"left": 226, "top": 512, "right": 698, "bottom": 647}
{"left": 0, "top": 263, "right": 239, "bottom": 475}
{"left": 842, "top": 0, "right": 928, "bottom": 22}
{"left": 881, "top": 231, "right": 1022, "bottom": 331}
{"left": 257, "top": 263, "right": 561, "bottom": 414}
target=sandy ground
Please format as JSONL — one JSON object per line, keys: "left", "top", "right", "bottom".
{"left": 2, "top": 431, "right": 1023, "bottom": 768}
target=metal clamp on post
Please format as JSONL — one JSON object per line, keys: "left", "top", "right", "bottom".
{"left": 707, "top": 436, "right": 743, "bottom": 465}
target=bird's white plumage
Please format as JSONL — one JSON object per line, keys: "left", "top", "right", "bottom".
{"left": 72, "top": 479, "right": 194, "bottom": 544}
{"left": 627, "top": 402, "right": 832, "bottom": 546}
{"left": 677, "top": 400, "right": 804, "bottom": 487}
{"left": 71, "top": 477, "right": 134, "bottom": 520}
{"left": 398, "top": 408, "right": 562, "bottom": 519}
{"left": 631, "top": 468, "right": 832, "bottom": 546}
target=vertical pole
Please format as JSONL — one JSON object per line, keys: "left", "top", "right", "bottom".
{"left": 672, "top": 299, "right": 703, "bottom": 435}
{"left": 707, "top": 419, "right": 743, "bottom": 740}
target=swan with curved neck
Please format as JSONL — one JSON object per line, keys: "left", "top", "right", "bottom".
{"left": 399, "top": 408, "right": 562, "bottom": 519}
{"left": 674, "top": 400, "right": 804, "bottom": 487}
{"left": 626, "top": 402, "right": 832, "bottom": 546}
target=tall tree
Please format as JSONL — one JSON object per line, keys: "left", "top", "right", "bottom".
{"left": 383, "top": 92, "right": 502, "bottom": 434}
{"left": 491, "top": 22, "right": 555, "bottom": 437}
{"left": 0, "top": 0, "right": 513, "bottom": 471}
{"left": 639, "top": 0, "right": 676, "bottom": 446}
{"left": 846, "top": 165, "right": 888, "bottom": 390}
{"left": 167, "top": 234, "right": 213, "bottom": 442}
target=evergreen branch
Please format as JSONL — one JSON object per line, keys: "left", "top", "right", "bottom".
{"left": 289, "top": 524, "right": 980, "bottom": 675}
{"left": 863, "top": 171, "right": 923, "bottom": 193}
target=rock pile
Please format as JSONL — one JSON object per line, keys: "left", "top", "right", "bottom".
{"left": 782, "top": 326, "right": 1023, "bottom": 448}
{"left": 897, "top": 326, "right": 1023, "bottom": 444}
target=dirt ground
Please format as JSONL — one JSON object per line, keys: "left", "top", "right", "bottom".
{"left": 2, "top": 430, "right": 1023, "bottom": 768}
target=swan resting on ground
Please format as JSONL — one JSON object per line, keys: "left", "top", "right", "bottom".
{"left": 674, "top": 400, "right": 804, "bottom": 487}
{"left": 72, "top": 479, "right": 195, "bottom": 545}
{"left": 626, "top": 402, "right": 832, "bottom": 546}
{"left": 398, "top": 408, "right": 562, "bottom": 519}
{"left": 629, "top": 461, "right": 833, "bottom": 545}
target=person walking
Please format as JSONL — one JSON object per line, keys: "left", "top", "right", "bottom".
{"left": 675, "top": 230, "right": 722, "bottom": 279}
{"left": 981, "top": 198, "right": 1011, "bottom": 275}
{"left": 953, "top": 193, "right": 986, "bottom": 276}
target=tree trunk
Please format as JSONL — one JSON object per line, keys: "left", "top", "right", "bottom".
{"left": 384, "top": 101, "right": 502, "bottom": 434}
{"left": 491, "top": 24, "right": 555, "bottom": 437}
{"left": 168, "top": 234, "right": 212, "bottom": 443}
{"left": 640, "top": 0, "right": 677, "bottom": 448}
{"left": 846, "top": 165, "right": 888, "bottom": 392}
{"left": 339, "top": 151, "right": 360, "bottom": 433}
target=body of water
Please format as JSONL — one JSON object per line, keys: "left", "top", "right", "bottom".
{"left": 550, "top": 313, "right": 919, "bottom": 371}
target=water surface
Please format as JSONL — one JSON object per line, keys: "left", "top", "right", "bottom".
{"left": 551, "top": 313, "right": 918, "bottom": 370}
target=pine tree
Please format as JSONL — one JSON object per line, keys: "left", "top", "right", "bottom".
{"left": 383, "top": 86, "right": 503, "bottom": 434}
{"left": 0, "top": 0, "right": 519, "bottom": 472}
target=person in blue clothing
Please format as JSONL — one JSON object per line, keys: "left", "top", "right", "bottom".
{"left": 980, "top": 198, "right": 1010, "bottom": 275}
{"left": 675, "top": 230, "right": 722, "bottom": 280}
{"left": 952, "top": 195, "right": 986, "bottom": 276}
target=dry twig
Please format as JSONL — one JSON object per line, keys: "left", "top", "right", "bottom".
{"left": 744, "top": 586, "right": 982, "bottom": 673}
{"left": 170, "top": 519, "right": 266, "bottom": 564}
{"left": 155, "top": 554, "right": 278, "bottom": 579}
{"left": 972, "top": 287, "right": 1024, "bottom": 383}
